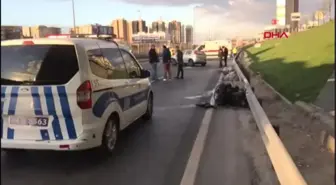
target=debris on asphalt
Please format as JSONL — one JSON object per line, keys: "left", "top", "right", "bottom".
{"left": 197, "top": 66, "right": 250, "bottom": 109}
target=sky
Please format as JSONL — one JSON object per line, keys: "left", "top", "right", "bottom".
{"left": 1, "top": 0, "right": 333, "bottom": 42}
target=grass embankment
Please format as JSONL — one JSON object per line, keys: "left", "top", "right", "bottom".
{"left": 245, "top": 21, "right": 335, "bottom": 102}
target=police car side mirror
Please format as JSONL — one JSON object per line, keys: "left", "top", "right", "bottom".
{"left": 141, "top": 69, "right": 151, "bottom": 78}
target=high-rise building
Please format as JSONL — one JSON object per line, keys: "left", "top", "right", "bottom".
{"left": 22, "top": 25, "right": 61, "bottom": 38}
{"left": 1, "top": 26, "right": 22, "bottom": 40}
{"left": 127, "top": 22, "right": 133, "bottom": 43}
{"left": 158, "top": 21, "right": 166, "bottom": 32}
{"left": 285, "top": 0, "right": 299, "bottom": 28}
{"left": 181, "top": 25, "right": 185, "bottom": 43}
{"left": 131, "top": 20, "right": 147, "bottom": 34}
{"left": 139, "top": 20, "right": 147, "bottom": 32}
{"left": 132, "top": 21, "right": 139, "bottom": 34}
{"left": 112, "top": 19, "right": 128, "bottom": 42}
{"left": 152, "top": 21, "right": 166, "bottom": 32}
{"left": 168, "top": 20, "right": 182, "bottom": 43}
{"left": 152, "top": 22, "right": 159, "bottom": 32}
{"left": 185, "top": 25, "right": 193, "bottom": 44}
{"left": 70, "top": 24, "right": 113, "bottom": 35}
{"left": 276, "top": 0, "right": 286, "bottom": 26}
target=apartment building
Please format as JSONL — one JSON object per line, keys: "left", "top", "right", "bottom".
{"left": 112, "top": 19, "right": 128, "bottom": 42}
{"left": 71, "top": 24, "right": 113, "bottom": 35}
{"left": 168, "top": 20, "right": 182, "bottom": 44}
{"left": 185, "top": 25, "right": 193, "bottom": 44}
{"left": 22, "top": 25, "right": 61, "bottom": 38}
{"left": 131, "top": 20, "right": 147, "bottom": 34}
{"left": 1, "top": 26, "right": 22, "bottom": 40}
{"left": 127, "top": 22, "right": 133, "bottom": 43}
{"left": 152, "top": 21, "right": 166, "bottom": 32}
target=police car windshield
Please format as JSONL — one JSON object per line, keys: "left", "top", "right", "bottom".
{"left": 1, "top": 45, "right": 79, "bottom": 85}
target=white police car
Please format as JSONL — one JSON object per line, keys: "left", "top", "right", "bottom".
{"left": 1, "top": 38, "right": 153, "bottom": 154}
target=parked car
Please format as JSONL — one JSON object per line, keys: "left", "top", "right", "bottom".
{"left": 171, "top": 49, "right": 207, "bottom": 66}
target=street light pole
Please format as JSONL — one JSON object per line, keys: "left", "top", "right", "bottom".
{"left": 72, "top": 0, "right": 77, "bottom": 34}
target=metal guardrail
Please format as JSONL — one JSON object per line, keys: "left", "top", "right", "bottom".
{"left": 233, "top": 51, "right": 308, "bottom": 185}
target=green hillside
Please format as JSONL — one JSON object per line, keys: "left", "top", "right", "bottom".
{"left": 245, "top": 21, "right": 335, "bottom": 102}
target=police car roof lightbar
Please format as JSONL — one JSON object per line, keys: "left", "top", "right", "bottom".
{"left": 45, "top": 34, "right": 119, "bottom": 47}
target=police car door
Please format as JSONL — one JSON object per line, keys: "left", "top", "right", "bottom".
{"left": 120, "top": 49, "right": 148, "bottom": 123}
{"left": 89, "top": 44, "right": 130, "bottom": 128}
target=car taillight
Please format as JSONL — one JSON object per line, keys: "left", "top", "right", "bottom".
{"left": 195, "top": 51, "right": 204, "bottom": 55}
{"left": 77, "top": 80, "right": 92, "bottom": 109}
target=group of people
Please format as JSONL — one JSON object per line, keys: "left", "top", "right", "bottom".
{"left": 218, "top": 46, "right": 238, "bottom": 68}
{"left": 148, "top": 44, "right": 238, "bottom": 81}
{"left": 148, "top": 45, "right": 184, "bottom": 81}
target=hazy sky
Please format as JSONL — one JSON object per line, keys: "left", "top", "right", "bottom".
{"left": 1, "top": 0, "right": 333, "bottom": 42}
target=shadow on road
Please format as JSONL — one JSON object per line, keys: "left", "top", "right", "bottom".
{"left": 1, "top": 119, "right": 152, "bottom": 173}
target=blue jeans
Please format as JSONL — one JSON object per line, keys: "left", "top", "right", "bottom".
{"left": 151, "top": 63, "right": 158, "bottom": 80}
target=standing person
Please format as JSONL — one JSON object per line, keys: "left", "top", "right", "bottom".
{"left": 223, "top": 46, "right": 229, "bottom": 67}
{"left": 218, "top": 46, "right": 223, "bottom": 68}
{"left": 148, "top": 44, "right": 159, "bottom": 81}
{"left": 162, "top": 45, "right": 172, "bottom": 81}
{"left": 175, "top": 46, "right": 184, "bottom": 79}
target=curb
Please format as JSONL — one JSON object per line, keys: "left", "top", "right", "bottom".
{"left": 294, "top": 101, "right": 335, "bottom": 154}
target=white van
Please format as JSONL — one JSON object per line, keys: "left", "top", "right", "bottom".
{"left": 1, "top": 38, "right": 153, "bottom": 154}
{"left": 196, "top": 40, "right": 232, "bottom": 59}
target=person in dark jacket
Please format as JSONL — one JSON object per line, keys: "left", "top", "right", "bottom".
{"left": 218, "top": 46, "right": 224, "bottom": 68}
{"left": 223, "top": 46, "right": 229, "bottom": 67}
{"left": 175, "top": 46, "right": 184, "bottom": 79}
{"left": 162, "top": 45, "right": 172, "bottom": 81}
{"left": 148, "top": 45, "right": 159, "bottom": 81}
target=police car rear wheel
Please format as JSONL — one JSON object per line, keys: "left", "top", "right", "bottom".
{"left": 101, "top": 117, "right": 118, "bottom": 153}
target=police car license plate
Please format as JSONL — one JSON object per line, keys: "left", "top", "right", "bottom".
{"left": 9, "top": 116, "right": 49, "bottom": 127}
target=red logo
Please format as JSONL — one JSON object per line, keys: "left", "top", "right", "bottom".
{"left": 263, "top": 32, "right": 289, "bottom": 39}
{"left": 271, "top": 19, "right": 278, "bottom": 25}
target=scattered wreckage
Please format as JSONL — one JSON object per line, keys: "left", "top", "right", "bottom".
{"left": 197, "top": 66, "right": 261, "bottom": 109}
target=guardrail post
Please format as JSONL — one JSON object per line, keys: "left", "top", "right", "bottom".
{"left": 272, "top": 124, "right": 280, "bottom": 137}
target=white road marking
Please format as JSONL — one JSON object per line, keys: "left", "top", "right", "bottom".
{"left": 155, "top": 104, "right": 196, "bottom": 111}
{"left": 184, "top": 90, "right": 213, "bottom": 100}
{"left": 179, "top": 71, "right": 224, "bottom": 185}
{"left": 185, "top": 95, "right": 203, "bottom": 100}
{"left": 150, "top": 76, "right": 164, "bottom": 83}
{"left": 327, "top": 78, "right": 334, "bottom": 82}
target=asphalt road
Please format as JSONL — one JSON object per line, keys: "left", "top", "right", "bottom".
{"left": 1, "top": 60, "right": 253, "bottom": 185}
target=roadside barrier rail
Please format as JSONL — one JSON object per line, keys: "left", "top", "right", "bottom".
{"left": 232, "top": 51, "right": 308, "bottom": 185}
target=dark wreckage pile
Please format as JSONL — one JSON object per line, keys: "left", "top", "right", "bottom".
{"left": 197, "top": 66, "right": 259, "bottom": 109}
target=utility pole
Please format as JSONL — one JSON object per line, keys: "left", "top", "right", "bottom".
{"left": 72, "top": 0, "right": 76, "bottom": 34}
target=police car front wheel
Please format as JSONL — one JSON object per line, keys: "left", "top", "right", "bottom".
{"left": 101, "top": 117, "right": 119, "bottom": 154}
{"left": 142, "top": 93, "right": 153, "bottom": 121}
